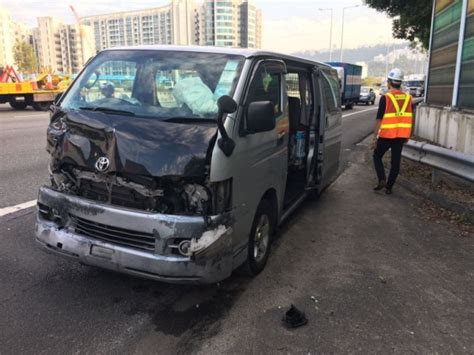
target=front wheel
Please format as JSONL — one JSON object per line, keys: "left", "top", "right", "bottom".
{"left": 242, "top": 200, "right": 275, "bottom": 275}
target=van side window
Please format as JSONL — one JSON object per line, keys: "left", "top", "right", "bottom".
{"left": 286, "top": 73, "right": 300, "bottom": 99}
{"left": 285, "top": 72, "right": 312, "bottom": 127}
{"left": 247, "top": 66, "right": 281, "bottom": 116}
{"left": 321, "top": 72, "right": 340, "bottom": 113}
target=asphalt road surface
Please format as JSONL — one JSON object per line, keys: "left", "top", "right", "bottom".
{"left": 3, "top": 99, "right": 471, "bottom": 354}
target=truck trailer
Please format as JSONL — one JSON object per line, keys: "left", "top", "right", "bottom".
{"left": 326, "top": 62, "right": 362, "bottom": 109}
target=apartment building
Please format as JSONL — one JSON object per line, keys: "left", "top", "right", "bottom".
{"left": 197, "top": 0, "right": 262, "bottom": 48}
{"left": 82, "top": 5, "right": 176, "bottom": 51}
{"left": 82, "top": 0, "right": 262, "bottom": 51}
{"left": 0, "top": 6, "right": 31, "bottom": 66}
{"left": 32, "top": 17, "right": 95, "bottom": 73}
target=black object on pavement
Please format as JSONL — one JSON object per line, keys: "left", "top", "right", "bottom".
{"left": 283, "top": 305, "right": 308, "bottom": 328}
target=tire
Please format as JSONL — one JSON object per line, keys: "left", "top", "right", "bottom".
{"left": 32, "top": 102, "right": 51, "bottom": 111}
{"left": 242, "top": 199, "right": 275, "bottom": 275}
{"left": 345, "top": 103, "right": 353, "bottom": 110}
{"left": 9, "top": 101, "right": 27, "bottom": 110}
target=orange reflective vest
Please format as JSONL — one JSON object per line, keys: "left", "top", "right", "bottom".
{"left": 378, "top": 90, "right": 413, "bottom": 139}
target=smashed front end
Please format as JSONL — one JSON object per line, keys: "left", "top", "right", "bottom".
{"left": 35, "top": 109, "right": 235, "bottom": 284}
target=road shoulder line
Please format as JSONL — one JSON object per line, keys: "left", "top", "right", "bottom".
{"left": 0, "top": 200, "right": 37, "bottom": 218}
{"left": 342, "top": 107, "right": 378, "bottom": 118}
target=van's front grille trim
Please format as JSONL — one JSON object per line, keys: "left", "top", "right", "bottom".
{"left": 69, "top": 215, "right": 156, "bottom": 252}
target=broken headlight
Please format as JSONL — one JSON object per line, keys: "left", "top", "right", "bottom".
{"left": 182, "top": 184, "right": 210, "bottom": 215}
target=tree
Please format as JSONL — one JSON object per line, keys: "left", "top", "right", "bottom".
{"left": 13, "top": 42, "right": 39, "bottom": 73}
{"left": 364, "top": 0, "right": 433, "bottom": 50}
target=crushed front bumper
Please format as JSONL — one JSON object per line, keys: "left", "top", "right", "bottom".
{"left": 34, "top": 187, "right": 234, "bottom": 284}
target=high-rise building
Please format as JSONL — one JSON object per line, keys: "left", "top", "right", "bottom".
{"left": 0, "top": 6, "right": 31, "bottom": 67}
{"left": 32, "top": 17, "right": 95, "bottom": 73}
{"left": 82, "top": 4, "right": 176, "bottom": 51}
{"left": 194, "top": 0, "right": 262, "bottom": 48}
{"left": 81, "top": 0, "right": 262, "bottom": 51}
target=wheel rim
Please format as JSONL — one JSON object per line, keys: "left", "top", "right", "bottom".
{"left": 253, "top": 214, "right": 270, "bottom": 263}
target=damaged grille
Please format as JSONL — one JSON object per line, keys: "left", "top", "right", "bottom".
{"left": 78, "top": 180, "right": 155, "bottom": 211}
{"left": 70, "top": 215, "right": 156, "bottom": 252}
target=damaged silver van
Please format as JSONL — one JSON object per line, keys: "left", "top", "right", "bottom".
{"left": 35, "top": 46, "right": 342, "bottom": 284}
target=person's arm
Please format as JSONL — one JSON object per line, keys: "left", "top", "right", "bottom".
{"left": 372, "top": 95, "right": 386, "bottom": 147}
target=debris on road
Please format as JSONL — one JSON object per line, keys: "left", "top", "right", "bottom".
{"left": 283, "top": 305, "right": 308, "bottom": 329}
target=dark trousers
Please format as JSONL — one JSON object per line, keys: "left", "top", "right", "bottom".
{"left": 373, "top": 138, "right": 405, "bottom": 188}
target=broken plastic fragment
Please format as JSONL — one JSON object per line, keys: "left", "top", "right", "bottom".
{"left": 283, "top": 305, "right": 308, "bottom": 329}
{"left": 189, "top": 225, "right": 230, "bottom": 254}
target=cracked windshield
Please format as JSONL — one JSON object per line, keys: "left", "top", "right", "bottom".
{"left": 61, "top": 51, "right": 244, "bottom": 119}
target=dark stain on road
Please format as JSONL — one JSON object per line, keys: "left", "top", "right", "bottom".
{"left": 152, "top": 282, "right": 244, "bottom": 336}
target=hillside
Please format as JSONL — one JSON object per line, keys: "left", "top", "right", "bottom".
{"left": 293, "top": 43, "right": 428, "bottom": 77}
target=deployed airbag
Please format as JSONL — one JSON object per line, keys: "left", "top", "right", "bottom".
{"left": 173, "top": 77, "right": 218, "bottom": 116}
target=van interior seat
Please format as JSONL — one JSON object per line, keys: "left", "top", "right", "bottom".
{"left": 288, "top": 96, "right": 301, "bottom": 134}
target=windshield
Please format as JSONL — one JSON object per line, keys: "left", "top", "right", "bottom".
{"left": 61, "top": 50, "right": 245, "bottom": 120}
{"left": 361, "top": 87, "right": 369, "bottom": 93}
{"left": 404, "top": 80, "right": 424, "bottom": 87}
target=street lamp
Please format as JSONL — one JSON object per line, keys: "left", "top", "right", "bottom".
{"left": 340, "top": 4, "right": 361, "bottom": 62}
{"left": 317, "top": 8, "right": 334, "bottom": 62}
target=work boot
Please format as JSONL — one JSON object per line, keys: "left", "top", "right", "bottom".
{"left": 373, "top": 180, "right": 386, "bottom": 191}
{"left": 385, "top": 187, "right": 393, "bottom": 195}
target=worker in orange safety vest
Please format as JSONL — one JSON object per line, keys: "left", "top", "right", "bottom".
{"left": 372, "top": 68, "right": 413, "bottom": 195}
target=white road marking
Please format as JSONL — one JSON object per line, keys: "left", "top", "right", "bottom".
{"left": 13, "top": 114, "right": 48, "bottom": 119}
{"left": 342, "top": 107, "right": 378, "bottom": 118}
{"left": 0, "top": 200, "right": 37, "bottom": 218}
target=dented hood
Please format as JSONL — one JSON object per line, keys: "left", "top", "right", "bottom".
{"left": 47, "top": 110, "right": 217, "bottom": 177}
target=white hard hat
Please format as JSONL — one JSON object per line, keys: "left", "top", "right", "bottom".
{"left": 387, "top": 68, "right": 404, "bottom": 82}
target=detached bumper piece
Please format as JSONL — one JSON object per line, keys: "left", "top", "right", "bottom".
{"left": 35, "top": 187, "right": 233, "bottom": 284}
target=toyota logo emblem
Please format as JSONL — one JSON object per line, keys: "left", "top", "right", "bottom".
{"left": 95, "top": 157, "right": 110, "bottom": 173}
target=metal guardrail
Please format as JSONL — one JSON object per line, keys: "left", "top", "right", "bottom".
{"left": 402, "top": 140, "right": 474, "bottom": 183}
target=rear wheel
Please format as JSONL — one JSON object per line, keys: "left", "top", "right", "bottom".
{"left": 9, "top": 101, "right": 27, "bottom": 110}
{"left": 345, "top": 103, "right": 353, "bottom": 110}
{"left": 32, "top": 102, "right": 51, "bottom": 111}
{"left": 242, "top": 199, "right": 275, "bottom": 275}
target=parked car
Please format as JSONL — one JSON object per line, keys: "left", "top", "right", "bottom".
{"left": 358, "top": 86, "right": 376, "bottom": 105}
{"left": 35, "top": 46, "right": 342, "bottom": 284}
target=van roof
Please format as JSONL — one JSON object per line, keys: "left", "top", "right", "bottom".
{"left": 102, "top": 45, "right": 333, "bottom": 70}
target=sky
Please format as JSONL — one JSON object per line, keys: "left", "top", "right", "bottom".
{"left": 0, "top": 0, "right": 399, "bottom": 54}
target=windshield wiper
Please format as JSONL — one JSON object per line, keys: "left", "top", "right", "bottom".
{"left": 79, "top": 106, "right": 135, "bottom": 116}
{"left": 162, "top": 117, "right": 215, "bottom": 124}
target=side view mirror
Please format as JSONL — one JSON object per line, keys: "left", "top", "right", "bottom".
{"left": 246, "top": 101, "right": 275, "bottom": 133}
{"left": 216, "top": 95, "right": 238, "bottom": 157}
